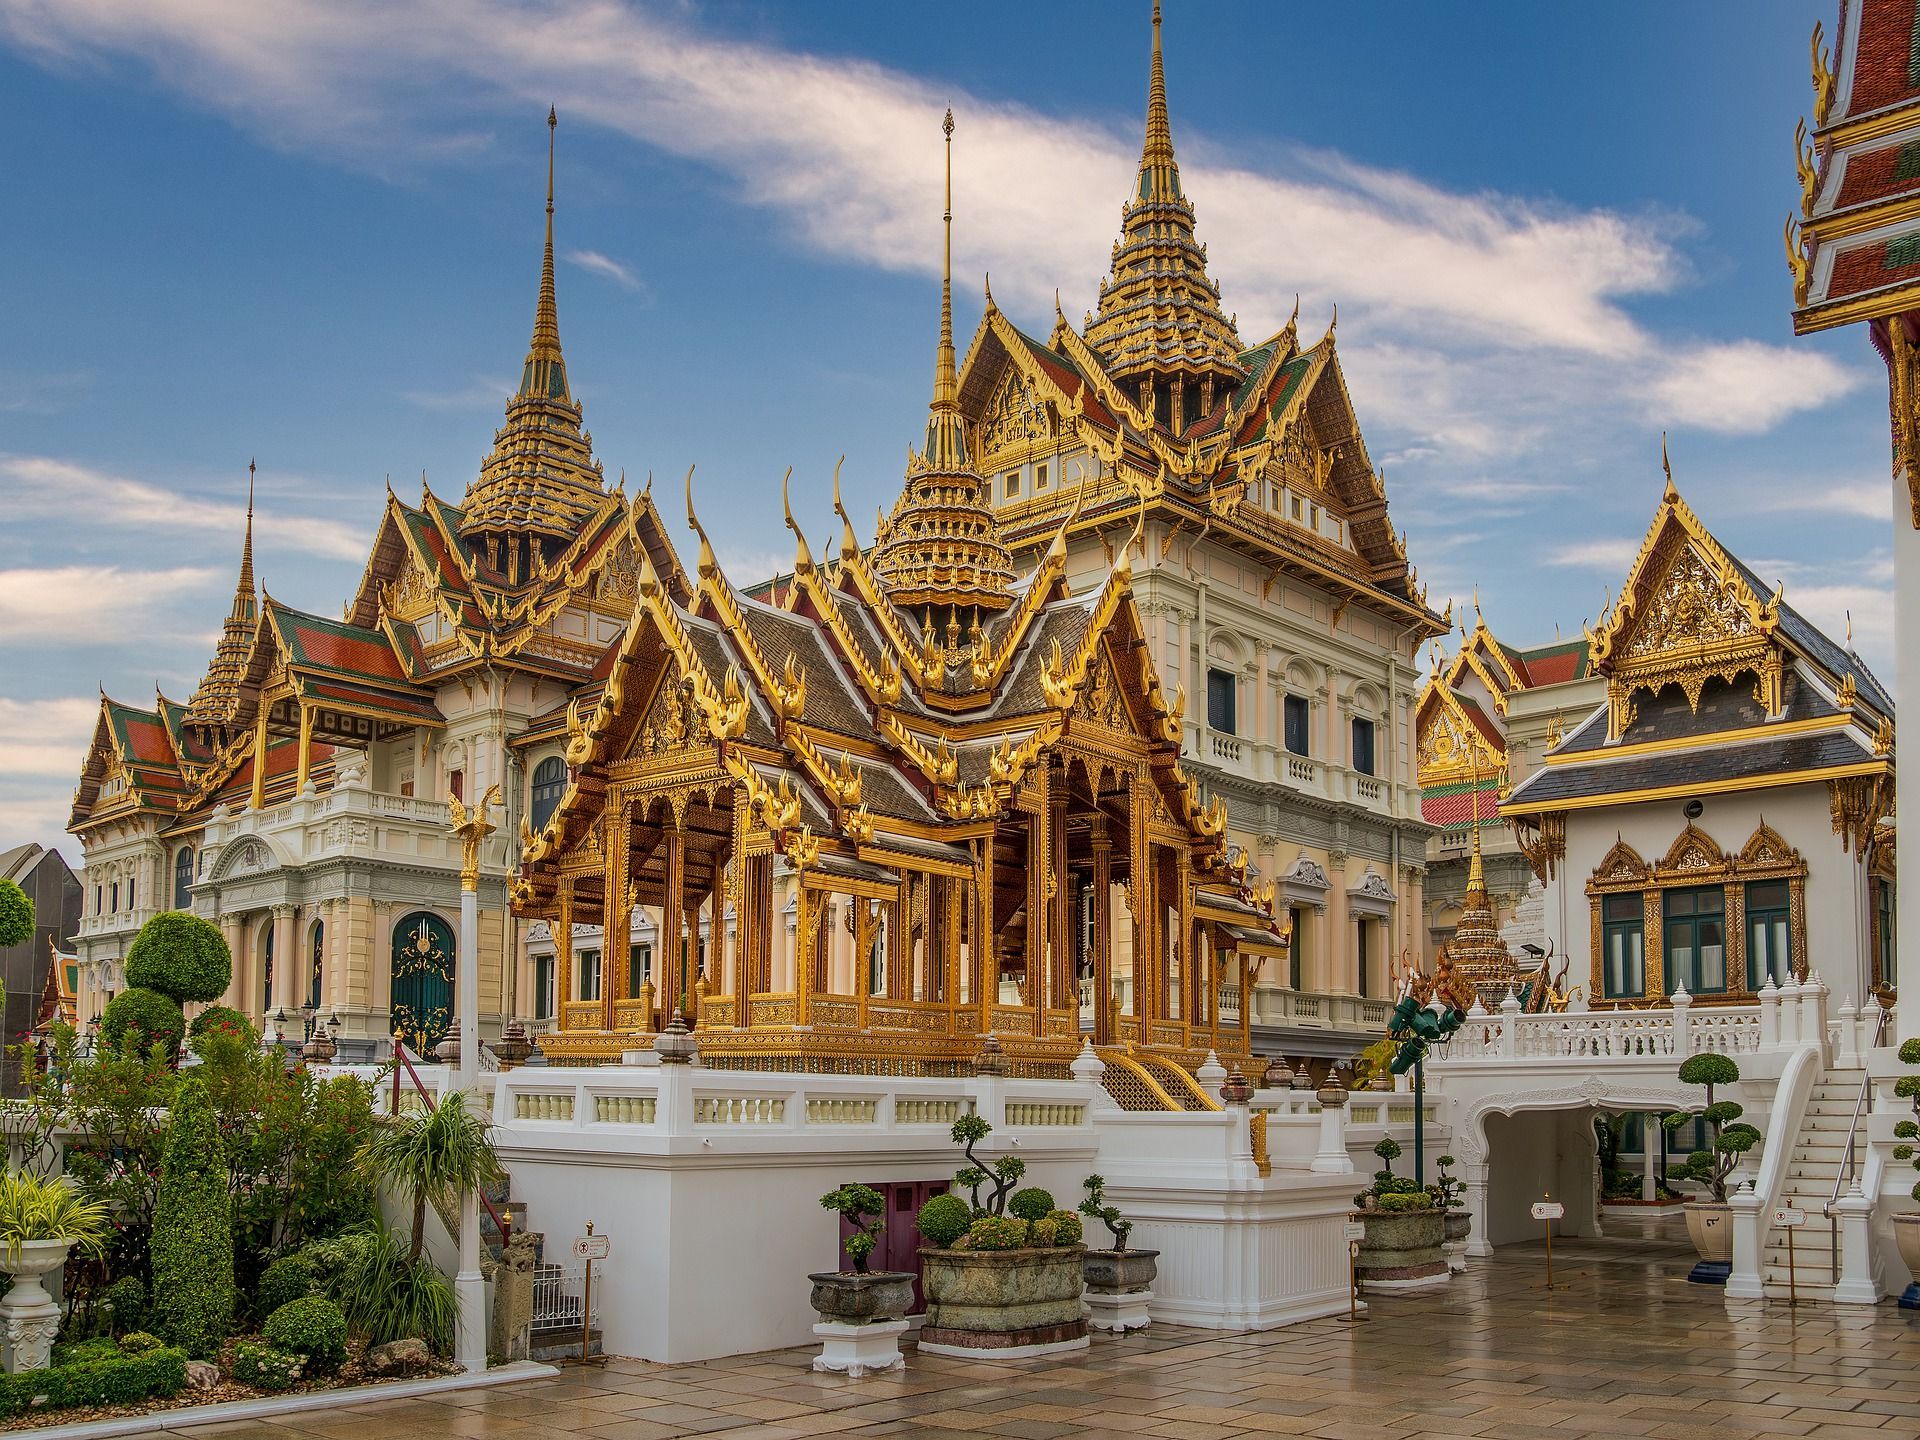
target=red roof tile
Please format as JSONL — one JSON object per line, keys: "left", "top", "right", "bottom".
{"left": 1849, "top": 0, "right": 1920, "bottom": 117}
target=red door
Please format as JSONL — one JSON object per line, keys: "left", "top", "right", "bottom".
{"left": 837, "top": 1180, "right": 948, "bottom": 1314}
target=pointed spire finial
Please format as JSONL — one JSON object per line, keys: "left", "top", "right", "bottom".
{"left": 239, "top": 459, "right": 256, "bottom": 601}
{"left": 1661, "top": 431, "right": 1677, "bottom": 500}
{"left": 517, "top": 107, "right": 568, "bottom": 403}
{"left": 1143, "top": 0, "right": 1172, "bottom": 186}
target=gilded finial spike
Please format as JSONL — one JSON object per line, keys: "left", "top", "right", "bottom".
{"left": 685, "top": 464, "right": 717, "bottom": 580}
{"left": 519, "top": 106, "right": 568, "bottom": 402}
{"left": 781, "top": 466, "right": 814, "bottom": 574}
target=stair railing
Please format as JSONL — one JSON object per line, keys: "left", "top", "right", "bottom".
{"left": 389, "top": 1040, "right": 512, "bottom": 1246}
{"left": 1823, "top": 998, "right": 1892, "bottom": 1275}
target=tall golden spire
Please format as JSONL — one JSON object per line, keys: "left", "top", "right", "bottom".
{"left": 461, "top": 108, "right": 606, "bottom": 561}
{"left": 185, "top": 460, "right": 261, "bottom": 730}
{"left": 872, "top": 110, "right": 1015, "bottom": 619}
{"left": 1084, "top": 1, "right": 1244, "bottom": 421}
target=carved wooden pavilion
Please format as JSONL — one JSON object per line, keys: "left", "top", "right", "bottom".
{"left": 513, "top": 115, "right": 1286, "bottom": 1076}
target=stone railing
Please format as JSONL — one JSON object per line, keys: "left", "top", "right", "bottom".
{"left": 1428, "top": 975, "right": 1839, "bottom": 1068}
{"left": 1246, "top": 984, "right": 1393, "bottom": 1032}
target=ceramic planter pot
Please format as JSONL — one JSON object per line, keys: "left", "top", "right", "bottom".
{"left": 1352, "top": 1208, "right": 1448, "bottom": 1291}
{"left": 1892, "top": 1213, "right": 1920, "bottom": 1309}
{"left": 1682, "top": 1200, "right": 1733, "bottom": 1285}
{"left": 917, "top": 1246, "right": 1088, "bottom": 1356}
{"left": 1443, "top": 1211, "right": 1472, "bottom": 1245}
{"left": 1082, "top": 1248, "right": 1159, "bottom": 1294}
{"left": 0, "top": 1239, "right": 73, "bottom": 1373}
{"left": 806, "top": 1270, "right": 915, "bottom": 1325}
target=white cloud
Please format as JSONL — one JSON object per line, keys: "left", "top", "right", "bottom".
{"left": 1756, "top": 479, "right": 1891, "bottom": 523}
{"left": 0, "top": 454, "right": 367, "bottom": 561}
{"left": 0, "top": 0, "right": 1860, "bottom": 476}
{"left": 0, "top": 565, "right": 218, "bottom": 643}
{"left": 1548, "top": 538, "right": 1641, "bottom": 571}
{"left": 401, "top": 376, "right": 514, "bottom": 411}
{"left": 567, "top": 249, "right": 647, "bottom": 296}
{"left": 0, "top": 697, "right": 99, "bottom": 776}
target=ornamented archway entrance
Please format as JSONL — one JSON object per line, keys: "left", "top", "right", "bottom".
{"left": 391, "top": 911, "right": 455, "bottom": 1052}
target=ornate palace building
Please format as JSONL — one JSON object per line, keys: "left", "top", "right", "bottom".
{"left": 1415, "top": 608, "right": 1601, "bottom": 962}
{"left": 1498, "top": 468, "right": 1894, "bottom": 1014}
{"left": 938, "top": 4, "right": 1448, "bottom": 1060}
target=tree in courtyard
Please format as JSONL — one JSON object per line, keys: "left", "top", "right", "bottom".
{"left": 0, "top": 878, "right": 31, "bottom": 950}
{"left": 151, "top": 1074, "right": 236, "bottom": 1357}
{"left": 356, "top": 1090, "right": 501, "bottom": 1261}
{"left": 1663, "top": 1053, "right": 1761, "bottom": 1203}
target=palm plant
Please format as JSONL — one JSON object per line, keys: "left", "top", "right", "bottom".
{"left": 309, "top": 1225, "right": 457, "bottom": 1352}
{"left": 355, "top": 1090, "right": 501, "bottom": 1261}
{"left": 0, "top": 1173, "right": 110, "bottom": 1263}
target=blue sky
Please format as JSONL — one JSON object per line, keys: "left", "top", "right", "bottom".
{"left": 0, "top": 0, "right": 1892, "bottom": 852}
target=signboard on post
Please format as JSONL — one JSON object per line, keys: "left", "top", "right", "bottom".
{"left": 1531, "top": 1201, "right": 1565, "bottom": 1222}
{"left": 1773, "top": 1206, "right": 1806, "bottom": 1228}
{"left": 573, "top": 1233, "right": 612, "bottom": 1261}
{"left": 1342, "top": 1220, "right": 1366, "bottom": 1242}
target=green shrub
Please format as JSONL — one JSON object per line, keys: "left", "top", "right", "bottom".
{"left": 104, "top": 1275, "right": 146, "bottom": 1333}
{"left": 125, "top": 911, "right": 232, "bottom": 1004}
{"left": 52, "top": 1337, "right": 120, "bottom": 1367}
{"left": 256, "top": 1254, "right": 317, "bottom": 1317}
{"left": 188, "top": 1005, "right": 257, "bottom": 1049}
{"left": 1677, "top": 1052, "right": 1741, "bottom": 1089}
{"left": 1080, "top": 1174, "right": 1133, "bottom": 1249}
{"left": 308, "top": 1225, "right": 455, "bottom": 1353}
{"left": 1666, "top": 1054, "right": 1759, "bottom": 1203}
{"left": 0, "top": 878, "right": 31, "bottom": 950}
{"left": 1045, "top": 1209, "right": 1083, "bottom": 1245}
{"left": 100, "top": 988, "right": 186, "bottom": 1061}
{"left": 263, "top": 1294, "right": 347, "bottom": 1370}
{"left": 232, "top": 1341, "right": 305, "bottom": 1392}
{"left": 1029, "top": 1217, "right": 1058, "bottom": 1246}
{"left": 915, "top": 1192, "right": 972, "bottom": 1249}
{"left": 962, "top": 1215, "right": 1029, "bottom": 1251}
{"left": 819, "top": 1184, "right": 886, "bottom": 1274}
{"left": 0, "top": 1171, "right": 110, "bottom": 1260}
{"left": 151, "top": 1075, "right": 235, "bottom": 1358}
{"left": 1376, "top": 1191, "right": 1433, "bottom": 1212}
{"left": 0, "top": 1346, "right": 186, "bottom": 1418}
{"left": 117, "top": 1332, "right": 163, "bottom": 1355}
{"left": 1007, "top": 1187, "right": 1055, "bottom": 1222}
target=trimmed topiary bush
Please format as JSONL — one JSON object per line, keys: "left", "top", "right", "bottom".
{"left": 1029, "top": 1217, "right": 1059, "bottom": 1246}
{"left": 125, "top": 911, "right": 232, "bottom": 1004}
{"left": 1665, "top": 1052, "right": 1761, "bottom": 1203}
{"left": 151, "top": 1075, "right": 235, "bottom": 1358}
{"left": 100, "top": 988, "right": 185, "bottom": 1061}
{"left": 263, "top": 1294, "right": 347, "bottom": 1371}
{"left": 915, "top": 1192, "right": 972, "bottom": 1249}
{"left": 1377, "top": 1191, "right": 1434, "bottom": 1212}
{"left": 1007, "top": 1186, "right": 1055, "bottom": 1222}
{"left": 0, "top": 878, "right": 31, "bottom": 950}
{"left": 117, "top": 1332, "right": 162, "bottom": 1356}
{"left": 103, "top": 1275, "right": 146, "bottom": 1334}
{"left": 232, "top": 1341, "right": 304, "bottom": 1392}
{"left": 1044, "top": 1209, "right": 1083, "bottom": 1245}
{"left": 188, "top": 1005, "right": 256, "bottom": 1049}
{"left": 0, "top": 1345, "right": 186, "bottom": 1417}
{"left": 962, "top": 1215, "right": 1029, "bottom": 1251}
{"left": 255, "top": 1254, "right": 317, "bottom": 1318}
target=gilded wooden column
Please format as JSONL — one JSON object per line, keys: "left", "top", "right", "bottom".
{"left": 661, "top": 822, "right": 684, "bottom": 1029}
{"left": 1128, "top": 769, "right": 1151, "bottom": 1040}
{"left": 1050, "top": 771, "right": 1070, "bottom": 1031}
{"left": 294, "top": 705, "right": 316, "bottom": 794}
{"left": 555, "top": 881, "right": 573, "bottom": 1028}
{"left": 1177, "top": 847, "right": 1195, "bottom": 1047}
{"left": 796, "top": 882, "right": 816, "bottom": 1028}
{"left": 977, "top": 837, "right": 996, "bottom": 1034}
{"left": 1027, "top": 806, "right": 1048, "bottom": 1036}
{"left": 1092, "top": 815, "right": 1113, "bottom": 1045}
{"left": 945, "top": 876, "right": 963, "bottom": 1032}
{"left": 250, "top": 709, "right": 270, "bottom": 811}
{"left": 601, "top": 799, "right": 628, "bottom": 1032}
{"left": 854, "top": 897, "right": 874, "bottom": 1029}
{"left": 1237, "top": 948, "right": 1251, "bottom": 1056}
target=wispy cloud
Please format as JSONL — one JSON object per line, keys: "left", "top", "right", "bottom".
{"left": 1756, "top": 479, "right": 1891, "bottom": 523}
{"left": 0, "top": 698, "right": 100, "bottom": 856}
{"left": 0, "top": 565, "right": 217, "bottom": 644}
{"left": 1548, "top": 538, "right": 1641, "bottom": 571}
{"left": 0, "top": 0, "right": 1860, "bottom": 475}
{"left": 0, "top": 454, "right": 367, "bottom": 561}
{"left": 401, "top": 376, "right": 514, "bottom": 411}
{"left": 567, "top": 248, "right": 648, "bottom": 296}
{"left": 0, "top": 369, "right": 92, "bottom": 415}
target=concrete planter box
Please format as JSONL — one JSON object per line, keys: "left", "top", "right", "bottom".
{"left": 917, "top": 1246, "right": 1088, "bottom": 1358}
{"left": 1082, "top": 1248, "right": 1158, "bottom": 1333}
{"left": 807, "top": 1271, "right": 915, "bottom": 1325}
{"left": 1351, "top": 1208, "right": 1448, "bottom": 1292}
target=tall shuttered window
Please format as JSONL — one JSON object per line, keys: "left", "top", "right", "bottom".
{"left": 1602, "top": 893, "right": 1645, "bottom": 999}
{"left": 1206, "top": 669, "right": 1236, "bottom": 735}
{"left": 1283, "top": 695, "right": 1310, "bottom": 756}
{"left": 1745, "top": 880, "right": 1791, "bottom": 991}
{"left": 1664, "top": 886, "right": 1727, "bottom": 995}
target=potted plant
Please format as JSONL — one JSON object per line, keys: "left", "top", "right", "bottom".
{"left": 1662, "top": 1053, "right": 1760, "bottom": 1285}
{"left": 808, "top": 1184, "right": 914, "bottom": 1376}
{"left": 1428, "top": 1155, "right": 1471, "bottom": 1272}
{"left": 1890, "top": 1038, "right": 1920, "bottom": 1308}
{"left": 0, "top": 1173, "right": 110, "bottom": 1372}
{"left": 1078, "top": 1174, "right": 1157, "bottom": 1332}
{"left": 1349, "top": 1137, "right": 1447, "bottom": 1291}
{"left": 914, "top": 1116, "right": 1088, "bottom": 1357}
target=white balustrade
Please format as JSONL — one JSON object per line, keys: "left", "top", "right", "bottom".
{"left": 1433, "top": 1003, "right": 1765, "bottom": 1067}
{"left": 804, "top": 1097, "right": 879, "bottom": 1125}
{"left": 694, "top": 1095, "right": 787, "bottom": 1125}
{"left": 593, "top": 1094, "right": 656, "bottom": 1125}
{"left": 515, "top": 1090, "right": 576, "bottom": 1121}
{"left": 1003, "top": 1101, "right": 1086, "bottom": 1127}
{"left": 894, "top": 1097, "right": 965, "bottom": 1126}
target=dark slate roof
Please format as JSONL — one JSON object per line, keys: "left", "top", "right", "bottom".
{"left": 1506, "top": 730, "right": 1876, "bottom": 810}
{"left": 1726, "top": 554, "right": 1894, "bottom": 716}
{"left": 1555, "top": 672, "right": 1836, "bottom": 758}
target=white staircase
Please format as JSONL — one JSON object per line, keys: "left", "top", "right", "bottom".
{"left": 1760, "top": 1069, "right": 1862, "bottom": 1300}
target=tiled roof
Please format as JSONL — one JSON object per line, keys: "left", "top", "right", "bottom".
{"left": 1505, "top": 730, "right": 1876, "bottom": 810}
{"left": 1420, "top": 788, "right": 1502, "bottom": 828}
{"left": 1835, "top": 136, "right": 1920, "bottom": 208}
{"left": 271, "top": 602, "right": 412, "bottom": 684}
{"left": 1847, "top": 0, "right": 1920, "bottom": 116}
{"left": 1513, "top": 639, "right": 1591, "bottom": 685}
{"left": 1555, "top": 672, "right": 1835, "bottom": 758}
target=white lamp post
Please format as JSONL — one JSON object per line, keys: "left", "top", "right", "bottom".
{"left": 447, "top": 783, "right": 500, "bottom": 1372}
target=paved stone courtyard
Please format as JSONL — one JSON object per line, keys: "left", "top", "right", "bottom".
{"left": 180, "top": 1219, "right": 1920, "bottom": 1440}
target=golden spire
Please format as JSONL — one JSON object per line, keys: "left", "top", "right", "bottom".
{"left": 234, "top": 458, "right": 257, "bottom": 625}
{"left": 184, "top": 460, "right": 262, "bottom": 730}
{"left": 1140, "top": 0, "right": 1175, "bottom": 202}
{"left": 521, "top": 105, "right": 567, "bottom": 403}
{"left": 871, "top": 110, "right": 1015, "bottom": 618}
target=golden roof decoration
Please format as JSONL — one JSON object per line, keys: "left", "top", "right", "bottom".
{"left": 184, "top": 460, "right": 259, "bottom": 732}
{"left": 459, "top": 109, "right": 609, "bottom": 552}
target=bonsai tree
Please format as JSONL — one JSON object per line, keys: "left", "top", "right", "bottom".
{"left": 1354, "top": 1135, "right": 1428, "bottom": 1211}
{"left": 356, "top": 1089, "right": 502, "bottom": 1261}
{"left": 948, "top": 1114, "right": 1024, "bottom": 1216}
{"left": 1079, "top": 1174, "right": 1133, "bottom": 1250}
{"left": 1428, "top": 1154, "right": 1464, "bottom": 1211}
{"left": 0, "top": 877, "right": 32, "bottom": 950}
{"left": 1890, "top": 1038, "right": 1920, "bottom": 1200}
{"left": 151, "top": 1074, "right": 236, "bottom": 1358}
{"left": 1662, "top": 1053, "right": 1761, "bottom": 1203}
{"left": 820, "top": 1183, "right": 886, "bottom": 1274}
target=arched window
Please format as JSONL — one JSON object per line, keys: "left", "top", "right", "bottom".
{"left": 530, "top": 756, "right": 567, "bottom": 830}
{"left": 173, "top": 847, "right": 195, "bottom": 909}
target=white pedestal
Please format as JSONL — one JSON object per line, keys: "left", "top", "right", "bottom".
{"left": 812, "top": 1319, "right": 907, "bottom": 1378}
{"left": 1442, "top": 1240, "right": 1468, "bottom": 1275}
{"left": 1086, "top": 1287, "right": 1153, "bottom": 1332}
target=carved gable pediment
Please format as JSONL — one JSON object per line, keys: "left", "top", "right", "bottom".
{"left": 1416, "top": 684, "right": 1503, "bottom": 788}
{"left": 1622, "top": 542, "right": 1758, "bottom": 663}
{"left": 980, "top": 366, "right": 1057, "bottom": 458}
{"left": 1071, "top": 647, "right": 1132, "bottom": 732}
{"left": 1658, "top": 822, "right": 1725, "bottom": 876}
{"left": 1588, "top": 838, "right": 1648, "bottom": 890}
